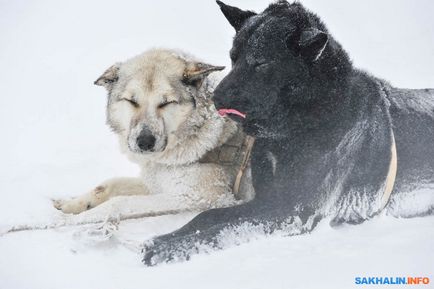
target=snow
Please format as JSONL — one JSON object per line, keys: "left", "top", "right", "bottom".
{"left": 1, "top": 216, "right": 433, "bottom": 289}
{"left": 0, "top": 0, "right": 433, "bottom": 288}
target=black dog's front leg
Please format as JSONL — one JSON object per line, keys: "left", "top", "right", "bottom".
{"left": 142, "top": 221, "right": 225, "bottom": 266}
{"left": 142, "top": 202, "right": 261, "bottom": 266}
{"left": 142, "top": 199, "right": 319, "bottom": 266}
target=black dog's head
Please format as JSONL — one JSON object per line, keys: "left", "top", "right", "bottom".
{"left": 214, "top": 1, "right": 351, "bottom": 137}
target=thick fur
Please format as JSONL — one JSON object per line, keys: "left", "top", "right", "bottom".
{"left": 53, "top": 49, "right": 253, "bottom": 215}
{"left": 142, "top": 1, "right": 434, "bottom": 265}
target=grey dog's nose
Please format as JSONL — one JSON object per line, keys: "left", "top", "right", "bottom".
{"left": 137, "top": 127, "right": 156, "bottom": 152}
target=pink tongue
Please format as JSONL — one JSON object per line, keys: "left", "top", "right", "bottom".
{"left": 218, "top": 108, "right": 246, "bottom": 119}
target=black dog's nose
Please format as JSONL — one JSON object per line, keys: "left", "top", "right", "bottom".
{"left": 137, "top": 127, "right": 156, "bottom": 152}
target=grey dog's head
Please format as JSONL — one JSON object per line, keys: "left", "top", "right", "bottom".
{"left": 95, "top": 49, "right": 224, "bottom": 160}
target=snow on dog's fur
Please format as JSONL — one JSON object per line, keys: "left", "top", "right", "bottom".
{"left": 141, "top": 1, "right": 434, "bottom": 266}
{"left": 53, "top": 49, "right": 253, "bottom": 215}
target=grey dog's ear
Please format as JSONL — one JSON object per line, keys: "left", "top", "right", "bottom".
{"left": 298, "top": 28, "right": 328, "bottom": 62}
{"left": 216, "top": 1, "right": 256, "bottom": 32}
{"left": 183, "top": 62, "right": 225, "bottom": 88}
{"left": 94, "top": 63, "right": 121, "bottom": 89}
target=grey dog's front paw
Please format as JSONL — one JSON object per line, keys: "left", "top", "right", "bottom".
{"left": 52, "top": 198, "right": 90, "bottom": 214}
{"left": 52, "top": 186, "right": 106, "bottom": 214}
{"left": 52, "top": 199, "right": 64, "bottom": 210}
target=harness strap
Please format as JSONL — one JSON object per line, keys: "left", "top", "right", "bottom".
{"left": 233, "top": 136, "right": 255, "bottom": 194}
{"left": 199, "top": 125, "right": 255, "bottom": 198}
{"left": 381, "top": 130, "right": 397, "bottom": 210}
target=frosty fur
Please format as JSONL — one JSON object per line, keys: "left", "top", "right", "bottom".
{"left": 142, "top": 1, "right": 434, "bottom": 266}
{"left": 53, "top": 49, "right": 251, "bottom": 215}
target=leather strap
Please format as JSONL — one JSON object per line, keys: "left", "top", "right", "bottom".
{"left": 233, "top": 136, "right": 255, "bottom": 194}
{"left": 380, "top": 130, "right": 397, "bottom": 210}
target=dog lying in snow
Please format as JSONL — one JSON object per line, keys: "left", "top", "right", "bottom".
{"left": 141, "top": 1, "right": 434, "bottom": 265}
{"left": 53, "top": 49, "right": 253, "bottom": 215}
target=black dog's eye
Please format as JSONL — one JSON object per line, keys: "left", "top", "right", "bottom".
{"left": 158, "top": 100, "right": 178, "bottom": 109}
{"left": 122, "top": 98, "right": 139, "bottom": 108}
{"left": 254, "top": 62, "right": 272, "bottom": 72}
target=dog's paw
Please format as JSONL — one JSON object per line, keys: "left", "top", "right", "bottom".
{"left": 142, "top": 241, "right": 174, "bottom": 266}
{"left": 142, "top": 242, "right": 189, "bottom": 266}
{"left": 52, "top": 198, "right": 64, "bottom": 210}
{"left": 52, "top": 198, "right": 90, "bottom": 214}
{"left": 52, "top": 186, "right": 106, "bottom": 214}
{"left": 141, "top": 227, "right": 225, "bottom": 266}
{"left": 142, "top": 234, "right": 200, "bottom": 266}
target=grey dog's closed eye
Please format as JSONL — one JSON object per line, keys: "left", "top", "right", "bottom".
{"left": 158, "top": 100, "right": 178, "bottom": 109}
{"left": 122, "top": 98, "right": 139, "bottom": 108}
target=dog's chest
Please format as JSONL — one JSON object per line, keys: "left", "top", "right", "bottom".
{"left": 199, "top": 127, "right": 248, "bottom": 169}
{"left": 141, "top": 164, "right": 197, "bottom": 195}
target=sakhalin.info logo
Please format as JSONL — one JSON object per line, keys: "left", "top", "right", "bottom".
{"left": 355, "top": 277, "right": 430, "bottom": 285}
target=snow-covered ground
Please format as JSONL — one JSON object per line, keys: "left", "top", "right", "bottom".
{"left": 0, "top": 1, "right": 433, "bottom": 288}
{"left": 1, "top": 216, "right": 433, "bottom": 289}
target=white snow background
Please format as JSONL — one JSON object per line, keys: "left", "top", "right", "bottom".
{"left": 0, "top": 0, "right": 433, "bottom": 288}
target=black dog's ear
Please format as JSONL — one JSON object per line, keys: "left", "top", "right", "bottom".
{"left": 94, "top": 63, "right": 121, "bottom": 90}
{"left": 298, "top": 28, "right": 328, "bottom": 62}
{"left": 183, "top": 62, "right": 225, "bottom": 88}
{"left": 216, "top": 1, "right": 256, "bottom": 31}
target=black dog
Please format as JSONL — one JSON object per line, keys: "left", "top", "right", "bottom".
{"left": 143, "top": 1, "right": 434, "bottom": 265}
